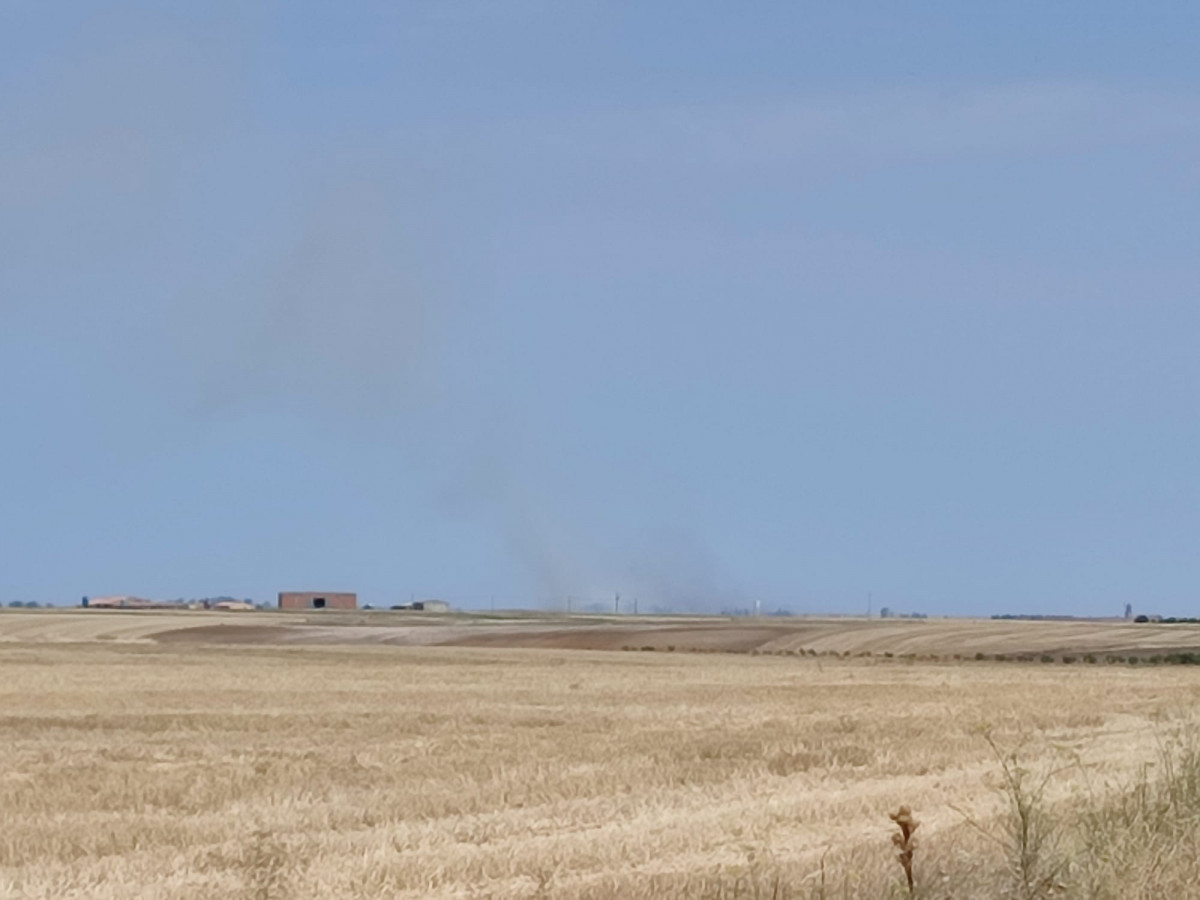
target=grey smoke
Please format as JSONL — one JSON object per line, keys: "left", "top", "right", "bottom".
{"left": 1, "top": 8, "right": 747, "bottom": 611}
{"left": 176, "top": 175, "right": 436, "bottom": 422}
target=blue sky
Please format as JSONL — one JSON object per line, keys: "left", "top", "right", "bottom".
{"left": 2, "top": 3, "right": 1197, "bottom": 615}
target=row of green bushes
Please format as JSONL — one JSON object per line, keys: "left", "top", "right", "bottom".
{"left": 618, "top": 645, "right": 1200, "bottom": 665}
{"left": 977, "top": 650, "right": 1200, "bottom": 665}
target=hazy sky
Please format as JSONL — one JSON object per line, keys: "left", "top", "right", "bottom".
{"left": 2, "top": 3, "right": 1197, "bottom": 615}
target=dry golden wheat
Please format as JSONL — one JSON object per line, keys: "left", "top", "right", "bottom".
{"left": 1, "top": 635, "right": 1198, "bottom": 898}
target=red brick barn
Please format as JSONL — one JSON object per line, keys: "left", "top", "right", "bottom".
{"left": 277, "top": 591, "right": 357, "bottom": 611}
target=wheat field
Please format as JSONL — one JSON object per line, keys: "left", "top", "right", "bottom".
{"left": 3, "top": 628, "right": 1200, "bottom": 899}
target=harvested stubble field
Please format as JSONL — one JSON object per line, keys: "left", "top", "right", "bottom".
{"left": 8, "top": 609, "right": 1200, "bottom": 661}
{"left": 2, "top": 613, "right": 1200, "bottom": 898}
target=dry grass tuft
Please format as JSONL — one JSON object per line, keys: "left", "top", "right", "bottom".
{"left": 979, "top": 732, "right": 1067, "bottom": 899}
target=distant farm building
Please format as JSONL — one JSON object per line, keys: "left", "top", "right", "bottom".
{"left": 84, "top": 595, "right": 161, "bottom": 609}
{"left": 389, "top": 599, "right": 451, "bottom": 613}
{"left": 213, "top": 600, "right": 255, "bottom": 611}
{"left": 414, "top": 599, "right": 450, "bottom": 613}
{"left": 278, "top": 591, "right": 357, "bottom": 611}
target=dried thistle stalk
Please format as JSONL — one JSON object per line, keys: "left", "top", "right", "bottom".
{"left": 890, "top": 805, "right": 919, "bottom": 896}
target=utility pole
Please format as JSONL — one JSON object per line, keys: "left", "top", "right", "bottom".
{"left": 614, "top": 592, "right": 620, "bottom": 614}
{"left": 867, "top": 592, "right": 872, "bottom": 618}
{"left": 566, "top": 595, "right": 572, "bottom": 614}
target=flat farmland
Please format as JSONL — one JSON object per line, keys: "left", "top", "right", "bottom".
{"left": 6, "top": 609, "right": 1200, "bottom": 660}
{"left": 3, "top": 617, "right": 1200, "bottom": 898}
